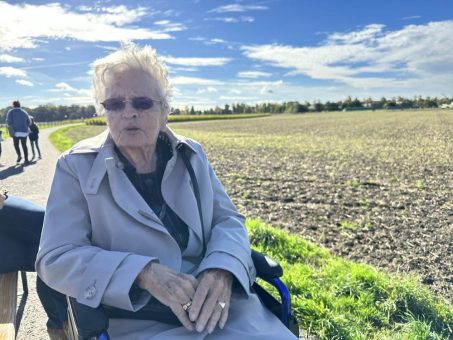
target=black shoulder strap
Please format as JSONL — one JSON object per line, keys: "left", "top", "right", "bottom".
{"left": 176, "top": 144, "right": 207, "bottom": 258}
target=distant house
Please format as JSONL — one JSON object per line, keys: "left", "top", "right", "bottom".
{"left": 363, "top": 101, "right": 383, "bottom": 109}
{"left": 440, "top": 102, "right": 453, "bottom": 109}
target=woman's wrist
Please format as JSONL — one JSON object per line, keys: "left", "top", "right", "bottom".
{"left": 136, "top": 261, "right": 154, "bottom": 290}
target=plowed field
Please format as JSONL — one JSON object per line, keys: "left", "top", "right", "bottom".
{"left": 172, "top": 110, "right": 453, "bottom": 301}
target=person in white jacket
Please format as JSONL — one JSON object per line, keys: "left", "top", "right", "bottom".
{"left": 36, "top": 43, "right": 296, "bottom": 339}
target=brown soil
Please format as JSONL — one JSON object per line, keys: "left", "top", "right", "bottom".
{"left": 174, "top": 112, "right": 453, "bottom": 302}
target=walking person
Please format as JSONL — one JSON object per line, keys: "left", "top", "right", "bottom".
{"left": 29, "top": 117, "right": 42, "bottom": 160}
{"left": 6, "top": 100, "right": 31, "bottom": 164}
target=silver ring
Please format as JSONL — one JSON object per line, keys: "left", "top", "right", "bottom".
{"left": 182, "top": 301, "right": 192, "bottom": 311}
{"left": 218, "top": 301, "right": 226, "bottom": 309}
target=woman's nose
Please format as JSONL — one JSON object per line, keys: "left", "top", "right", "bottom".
{"left": 121, "top": 102, "right": 137, "bottom": 118}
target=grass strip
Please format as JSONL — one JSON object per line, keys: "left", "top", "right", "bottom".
{"left": 85, "top": 113, "right": 270, "bottom": 125}
{"left": 248, "top": 219, "right": 453, "bottom": 339}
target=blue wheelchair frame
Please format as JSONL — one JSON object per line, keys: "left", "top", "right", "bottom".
{"left": 66, "top": 250, "right": 299, "bottom": 339}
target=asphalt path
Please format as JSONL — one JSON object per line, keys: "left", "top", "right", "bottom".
{"left": 1, "top": 125, "right": 67, "bottom": 339}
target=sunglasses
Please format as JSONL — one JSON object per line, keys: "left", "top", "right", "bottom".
{"left": 101, "top": 97, "right": 161, "bottom": 112}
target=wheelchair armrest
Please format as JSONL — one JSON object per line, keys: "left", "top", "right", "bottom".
{"left": 251, "top": 249, "right": 283, "bottom": 280}
{"left": 67, "top": 296, "right": 109, "bottom": 339}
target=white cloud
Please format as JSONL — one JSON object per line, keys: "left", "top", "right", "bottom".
{"left": 171, "top": 76, "right": 222, "bottom": 85}
{"left": 208, "top": 38, "right": 228, "bottom": 45}
{"left": 0, "top": 66, "right": 27, "bottom": 78}
{"left": 0, "top": 54, "right": 25, "bottom": 63}
{"left": 206, "top": 16, "right": 254, "bottom": 23}
{"left": 219, "top": 95, "right": 257, "bottom": 101}
{"left": 54, "top": 82, "right": 77, "bottom": 92}
{"left": 327, "top": 24, "right": 385, "bottom": 44}
{"left": 153, "top": 20, "right": 186, "bottom": 32}
{"left": 197, "top": 87, "right": 218, "bottom": 94}
{"left": 209, "top": 4, "right": 268, "bottom": 13}
{"left": 238, "top": 71, "right": 272, "bottom": 78}
{"left": 0, "top": 3, "right": 176, "bottom": 51}
{"left": 50, "top": 83, "right": 93, "bottom": 99}
{"left": 16, "top": 79, "right": 34, "bottom": 87}
{"left": 169, "top": 66, "right": 198, "bottom": 73}
{"left": 208, "top": 17, "right": 239, "bottom": 23}
{"left": 163, "top": 56, "right": 231, "bottom": 66}
{"left": 403, "top": 15, "right": 421, "bottom": 20}
{"left": 241, "top": 21, "right": 453, "bottom": 90}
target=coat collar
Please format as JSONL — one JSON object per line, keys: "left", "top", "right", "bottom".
{"left": 75, "top": 126, "right": 196, "bottom": 195}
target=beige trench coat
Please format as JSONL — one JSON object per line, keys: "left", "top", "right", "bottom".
{"left": 36, "top": 127, "right": 296, "bottom": 339}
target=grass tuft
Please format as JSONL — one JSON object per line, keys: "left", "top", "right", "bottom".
{"left": 248, "top": 219, "right": 453, "bottom": 339}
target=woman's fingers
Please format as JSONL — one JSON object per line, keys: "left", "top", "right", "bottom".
{"left": 206, "top": 300, "right": 228, "bottom": 333}
{"left": 190, "top": 269, "right": 233, "bottom": 333}
{"left": 179, "top": 272, "right": 198, "bottom": 289}
{"left": 170, "top": 304, "right": 194, "bottom": 331}
{"left": 218, "top": 301, "right": 229, "bottom": 329}
{"left": 188, "top": 277, "right": 210, "bottom": 322}
{"left": 195, "top": 292, "right": 218, "bottom": 332}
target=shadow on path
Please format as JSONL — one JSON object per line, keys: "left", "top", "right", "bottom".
{"left": 0, "top": 165, "right": 24, "bottom": 180}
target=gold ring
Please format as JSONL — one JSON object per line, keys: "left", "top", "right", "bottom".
{"left": 182, "top": 301, "right": 192, "bottom": 311}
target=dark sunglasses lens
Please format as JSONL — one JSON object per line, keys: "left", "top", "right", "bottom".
{"left": 102, "top": 99, "right": 125, "bottom": 111}
{"left": 132, "top": 97, "right": 154, "bottom": 110}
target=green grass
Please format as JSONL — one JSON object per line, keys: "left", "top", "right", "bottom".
{"left": 248, "top": 219, "right": 453, "bottom": 339}
{"left": 50, "top": 124, "right": 105, "bottom": 152}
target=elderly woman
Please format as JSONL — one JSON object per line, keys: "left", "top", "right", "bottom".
{"left": 36, "top": 44, "right": 296, "bottom": 339}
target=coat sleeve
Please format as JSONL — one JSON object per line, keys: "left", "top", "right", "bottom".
{"left": 6, "top": 110, "right": 11, "bottom": 126}
{"left": 36, "top": 155, "right": 154, "bottom": 310}
{"left": 194, "top": 151, "right": 256, "bottom": 295}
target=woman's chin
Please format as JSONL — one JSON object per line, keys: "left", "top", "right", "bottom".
{"left": 117, "top": 136, "right": 151, "bottom": 149}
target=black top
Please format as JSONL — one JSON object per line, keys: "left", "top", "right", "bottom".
{"left": 115, "top": 133, "right": 189, "bottom": 251}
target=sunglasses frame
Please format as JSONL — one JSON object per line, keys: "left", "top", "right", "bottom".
{"left": 101, "top": 97, "right": 161, "bottom": 112}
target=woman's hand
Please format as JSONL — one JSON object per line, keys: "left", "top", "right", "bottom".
{"left": 189, "top": 269, "right": 233, "bottom": 334}
{"left": 136, "top": 262, "right": 198, "bottom": 331}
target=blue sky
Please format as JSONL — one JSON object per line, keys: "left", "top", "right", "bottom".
{"left": 1, "top": 0, "right": 453, "bottom": 110}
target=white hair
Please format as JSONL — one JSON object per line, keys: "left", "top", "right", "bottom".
{"left": 92, "top": 42, "right": 171, "bottom": 115}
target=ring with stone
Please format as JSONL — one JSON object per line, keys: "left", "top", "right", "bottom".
{"left": 182, "top": 301, "right": 192, "bottom": 311}
{"left": 218, "top": 301, "right": 226, "bottom": 309}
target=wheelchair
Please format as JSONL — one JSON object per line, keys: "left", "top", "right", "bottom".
{"left": 66, "top": 250, "right": 299, "bottom": 339}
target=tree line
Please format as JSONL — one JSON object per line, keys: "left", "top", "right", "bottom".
{"left": 0, "top": 104, "right": 96, "bottom": 123}
{"left": 1, "top": 96, "right": 452, "bottom": 122}
{"left": 176, "top": 96, "right": 453, "bottom": 115}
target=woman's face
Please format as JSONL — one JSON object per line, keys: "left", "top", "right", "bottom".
{"left": 103, "top": 68, "right": 167, "bottom": 152}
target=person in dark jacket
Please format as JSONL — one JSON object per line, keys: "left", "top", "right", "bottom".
{"left": 0, "top": 191, "right": 68, "bottom": 339}
{"left": 6, "top": 100, "right": 31, "bottom": 164}
{"left": 29, "top": 117, "right": 42, "bottom": 159}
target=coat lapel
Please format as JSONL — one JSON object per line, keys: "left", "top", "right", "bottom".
{"left": 81, "top": 133, "right": 169, "bottom": 235}
{"left": 161, "top": 148, "right": 203, "bottom": 252}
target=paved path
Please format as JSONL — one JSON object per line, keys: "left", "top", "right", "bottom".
{"left": 0, "top": 125, "right": 69, "bottom": 339}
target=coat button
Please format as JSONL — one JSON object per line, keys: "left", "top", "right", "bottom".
{"left": 85, "top": 285, "right": 96, "bottom": 299}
